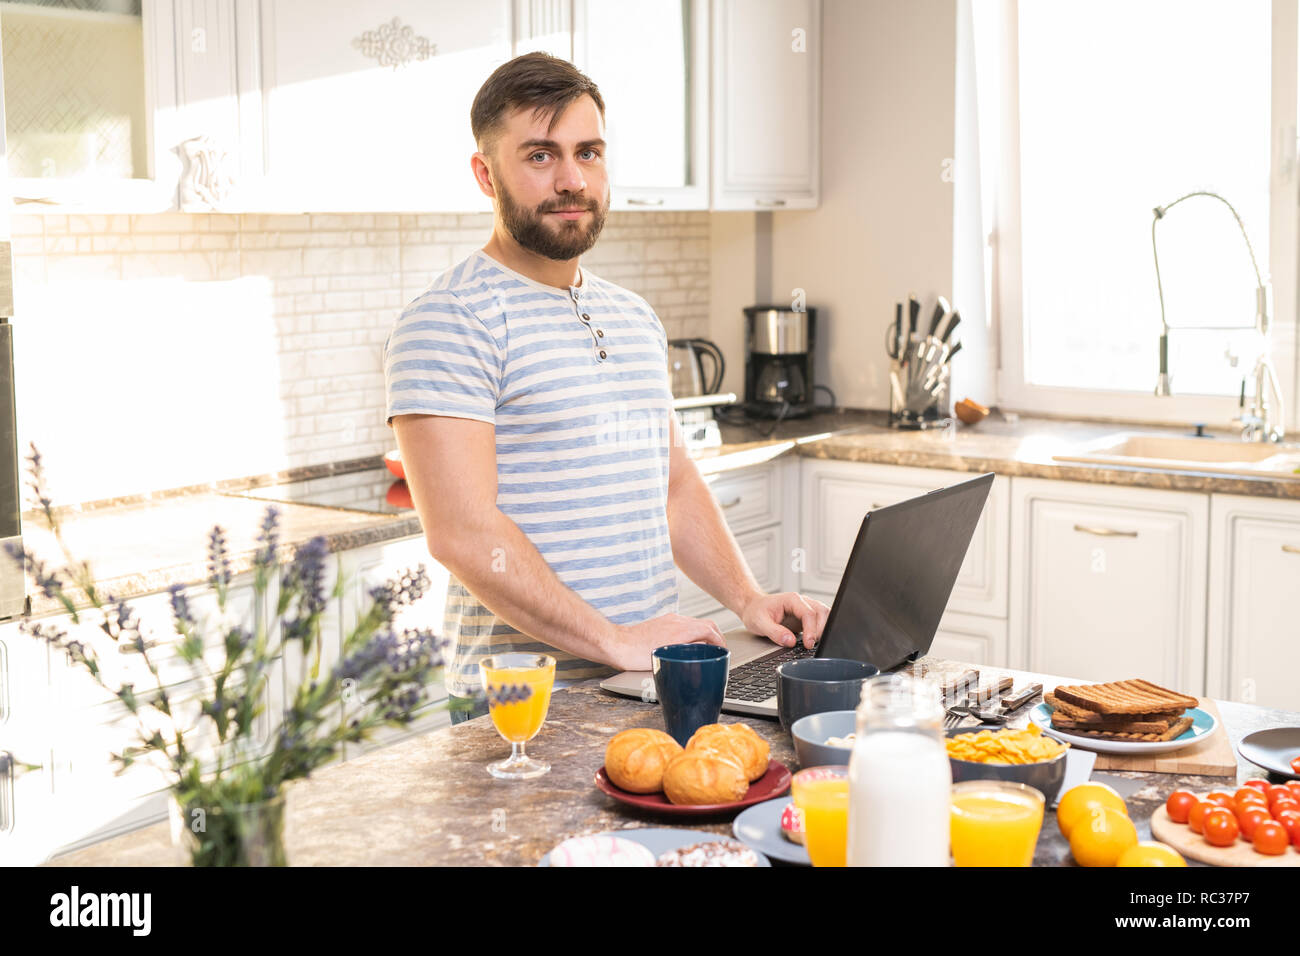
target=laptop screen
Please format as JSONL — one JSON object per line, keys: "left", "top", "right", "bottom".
{"left": 817, "top": 472, "right": 994, "bottom": 671}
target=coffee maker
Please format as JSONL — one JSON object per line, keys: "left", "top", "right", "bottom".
{"left": 743, "top": 306, "right": 816, "bottom": 418}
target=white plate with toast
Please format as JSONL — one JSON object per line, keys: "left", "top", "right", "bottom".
{"left": 1031, "top": 702, "right": 1217, "bottom": 755}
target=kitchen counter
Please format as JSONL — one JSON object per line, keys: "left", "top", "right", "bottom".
{"left": 45, "top": 656, "right": 1299, "bottom": 867}
{"left": 20, "top": 407, "right": 1300, "bottom": 616}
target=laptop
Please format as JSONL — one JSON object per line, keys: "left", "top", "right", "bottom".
{"left": 599, "top": 471, "right": 995, "bottom": 717}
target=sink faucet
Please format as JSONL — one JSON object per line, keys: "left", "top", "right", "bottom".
{"left": 1237, "top": 356, "right": 1285, "bottom": 442}
{"left": 1151, "top": 190, "right": 1285, "bottom": 442}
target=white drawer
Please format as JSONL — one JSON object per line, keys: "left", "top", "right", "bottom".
{"left": 800, "top": 459, "right": 1009, "bottom": 617}
{"left": 677, "top": 524, "right": 782, "bottom": 617}
{"left": 705, "top": 463, "right": 782, "bottom": 535}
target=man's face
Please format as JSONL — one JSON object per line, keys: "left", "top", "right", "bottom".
{"left": 480, "top": 95, "right": 610, "bottom": 261}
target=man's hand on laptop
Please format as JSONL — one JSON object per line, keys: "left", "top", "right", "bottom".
{"left": 741, "top": 592, "right": 830, "bottom": 650}
{"left": 613, "top": 614, "right": 727, "bottom": 671}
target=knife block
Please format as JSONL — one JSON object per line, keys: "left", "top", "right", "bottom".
{"left": 888, "top": 359, "right": 952, "bottom": 430}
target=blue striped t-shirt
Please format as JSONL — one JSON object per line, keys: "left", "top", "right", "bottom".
{"left": 383, "top": 249, "right": 681, "bottom": 696}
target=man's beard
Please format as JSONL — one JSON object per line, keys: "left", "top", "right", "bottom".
{"left": 495, "top": 176, "right": 609, "bottom": 261}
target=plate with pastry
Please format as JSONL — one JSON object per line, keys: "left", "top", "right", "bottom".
{"left": 1028, "top": 679, "right": 1216, "bottom": 755}
{"left": 732, "top": 798, "right": 811, "bottom": 866}
{"left": 540, "top": 828, "right": 771, "bottom": 867}
{"left": 596, "top": 723, "right": 791, "bottom": 815}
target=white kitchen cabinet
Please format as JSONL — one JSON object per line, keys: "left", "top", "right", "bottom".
{"left": 710, "top": 0, "right": 821, "bottom": 210}
{"left": 2, "top": 0, "right": 193, "bottom": 212}
{"left": 0, "top": 620, "right": 55, "bottom": 866}
{"left": 233, "top": 0, "right": 512, "bottom": 213}
{"left": 338, "top": 536, "right": 451, "bottom": 756}
{"left": 572, "top": 0, "right": 710, "bottom": 210}
{"left": 1207, "top": 494, "right": 1300, "bottom": 711}
{"left": 1009, "top": 477, "right": 1208, "bottom": 692}
{"left": 676, "top": 457, "right": 799, "bottom": 620}
{"left": 799, "top": 459, "right": 1010, "bottom": 618}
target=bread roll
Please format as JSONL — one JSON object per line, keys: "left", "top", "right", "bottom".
{"left": 662, "top": 747, "right": 749, "bottom": 805}
{"left": 604, "top": 728, "right": 683, "bottom": 794}
{"left": 686, "top": 723, "right": 770, "bottom": 782}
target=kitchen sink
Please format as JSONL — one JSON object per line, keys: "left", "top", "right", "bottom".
{"left": 1053, "top": 434, "right": 1300, "bottom": 479}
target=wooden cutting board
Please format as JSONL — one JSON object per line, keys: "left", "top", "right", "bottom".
{"left": 1092, "top": 699, "right": 1236, "bottom": 777}
{"left": 1150, "top": 805, "right": 1300, "bottom": 867}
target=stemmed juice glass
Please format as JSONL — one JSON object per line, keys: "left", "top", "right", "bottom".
{"left": 479, "top": 653, "right": 556, "bottom": 779}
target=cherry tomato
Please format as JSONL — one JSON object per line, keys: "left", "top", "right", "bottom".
{"left": 1291, "top": 756, "right": 1300, "bottom": 774}
{"left": 1277, "top": 813, "right": 1300, "bottom": 847}
{"left": 1188, "top": 799, "right": 1213, "bottom": 834}
{"left": 1266, "top": 785, "right": 1292, "bottom": 804}
{"left": 1203, "top": 807, "right": 1240, "bottom": 847}
{"left": 1235, "top": 787, "right": 1268, "bottom": 810}
{"left": 1243, "top": 779, "right": 1271, "bottom": 793}
{"left": 1238, "top": 806, "right": 1273, "bottom": 841}
{"left": 1285, "top": 780, "right": 1300, "bottom": 794}
{"left": 1253, "top": 820, "right": 1290, "bottom": 855}
{"left": 1270, "top": 795, "right": 1300, "bottom": 816}
{"left": 1274, "top": 806, "right": 1300, "bottom": 827}
{"left": 1205, "top": 791, "right": 1236, "bottom": 809}
{"left": 1166, "top": 789, "right": 1198, "bottom": 823}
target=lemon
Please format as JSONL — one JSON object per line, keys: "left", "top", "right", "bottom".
{"left": 1070, "top": 806, "right": 1138, "bottom": 867}
{"left": 1056, "top": 782, "right": 1128, "bottom": 838}
{"left": 1116, "top": 841, "right": 1187, "bottom": 867}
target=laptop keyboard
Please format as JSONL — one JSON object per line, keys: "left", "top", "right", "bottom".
{"left": 725, "top": 644, "right": 816, "bottom": 702}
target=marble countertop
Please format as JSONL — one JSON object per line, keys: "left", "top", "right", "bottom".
{"left": 45, "top": 657, "right": 1300, "bottom": 867}
{"left": 20, "top": 408, "right": 1300, "bottom": 618}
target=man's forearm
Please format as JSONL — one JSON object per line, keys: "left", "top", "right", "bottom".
{"left": 666, "top": 465, "right": 765, "bottom": 618}
{"left": 428, "top": 508, "right": 624, "bottom": 668}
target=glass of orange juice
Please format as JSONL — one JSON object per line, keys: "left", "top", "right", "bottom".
{"left": 790, "top": 766, "right": 849, "bottom": 867}
{"left": 949, "top": 780, "right": 1045, "bottom": 866}
{"left": 479, "top": 653, "right": 556, "bottom": 779}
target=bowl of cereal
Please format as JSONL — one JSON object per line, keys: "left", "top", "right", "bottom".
{"left": 790, "top": 710, "right": 856, "bottom": 768}
{"left": 944, "top": 726, "right": 1070, "bottom": 804}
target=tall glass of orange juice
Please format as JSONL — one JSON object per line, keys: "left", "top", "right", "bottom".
{"left": 791, "top": 766, "right": 849, "bottom": 867}
{"left": 479, "top": 654, "right": 556, "bottom": 779}
{"left": 950, "top": 780, "right": 1045, "bottom": 866}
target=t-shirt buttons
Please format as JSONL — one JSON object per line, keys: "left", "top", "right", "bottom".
{"left": 581, "top": 313, "right": 591, "bottom": 322}
{"left": 596, "top": 328, "right": 604, "bottom": 337}
{"left": 598, "top": 349, "right": 607, "bottom": 360}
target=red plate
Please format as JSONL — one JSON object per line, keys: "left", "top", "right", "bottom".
{"left": 594, "top": 759, "right": 792, "bottom": 815}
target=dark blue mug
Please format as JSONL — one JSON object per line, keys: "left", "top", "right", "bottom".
{"left": 776, "top": 657, "right": 879, "bottom": 732}
{"left": 651, "top": 643, "right": 732, "bottom": 747}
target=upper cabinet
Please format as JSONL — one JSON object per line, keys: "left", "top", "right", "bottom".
{"left": 4, "top": 0, "right": 822, "bottom": 213}
{"left": 1, "top": 0, "right": 177, "bottom": 211}
{"left": 711, "top": 0, "right": 821, "bottom": 211}
{"left": 572, "top": 0, "right": 709, "bottom": 210}
{"left": 235, "top": 0, "right": 511, "bottom": 213}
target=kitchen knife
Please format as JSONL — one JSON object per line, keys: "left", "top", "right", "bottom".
{"left": 938, "top": 310, "right": 961, "bottom": 344}
{"left": 907, "top": 295, "right": 920, "bottom": 343}
{"left": 927, "top": 296, "right": 950, "bottom": 338}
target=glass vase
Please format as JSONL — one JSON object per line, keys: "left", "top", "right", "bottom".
{"left": 168, "top": 791, "right": 288, "bottom": 867}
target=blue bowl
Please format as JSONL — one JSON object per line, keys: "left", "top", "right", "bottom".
{"left": 776, "top": 658, "right": 878, "bottom": 732}
{"left": 790, "top": 710, "right": 857, "bottom": 768}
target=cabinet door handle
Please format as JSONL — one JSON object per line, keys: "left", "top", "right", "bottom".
{"left": 718, "top": 495, "right": 742, "bottom": 509}
{"left": 755, "top": 198, "right": 787, "bottom": 207}
{"left": 871, "top": 502, "right": 885, "bottom": 510}
{"left": 625, "top": 197, "right": 664, "bottom": 206}
{"left": 1284, "top": 544, "right": 1300, "bottom": 555}
{"left": 1073, "top": 524, "right": 1138, "bottom": 538}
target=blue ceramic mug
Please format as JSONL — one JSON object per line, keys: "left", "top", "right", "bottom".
{"left": 652, "top": 643, "right": 732, "bottom": 746}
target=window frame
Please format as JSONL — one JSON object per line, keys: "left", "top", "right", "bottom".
{"left": 992, "top": 0, "right": 1300, "bottom": 432}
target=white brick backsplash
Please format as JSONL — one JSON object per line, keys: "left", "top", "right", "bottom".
{"left": 14, "top": 210, "right": 710, "bottom": 503}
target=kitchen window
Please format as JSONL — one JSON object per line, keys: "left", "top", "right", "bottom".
{"left": 981, "top": 0, "right": 1299, "bottom": 428}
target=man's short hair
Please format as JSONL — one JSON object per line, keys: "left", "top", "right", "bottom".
{"left": 471, "top": 52, "right": 605, "bottom": 156}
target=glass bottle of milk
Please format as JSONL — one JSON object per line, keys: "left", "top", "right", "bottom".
{"left": 846, "top": 673, "right": 951, "bottom": 866}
